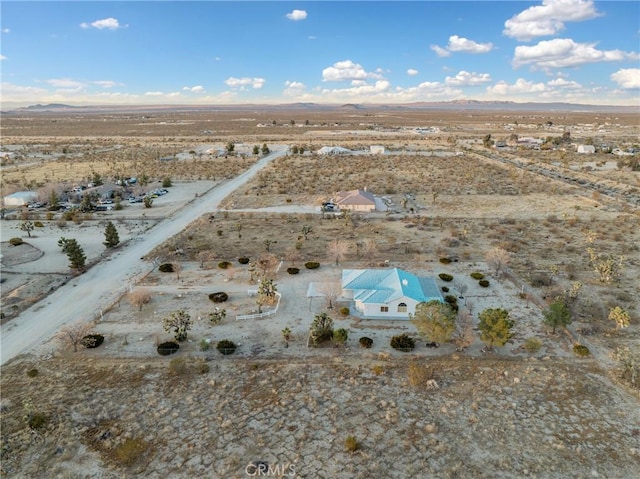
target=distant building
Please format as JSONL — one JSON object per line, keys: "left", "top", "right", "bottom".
{"left": 577, "top": 144, "right": 596, "bottom": 154}
{"left": 370, "top": 145, "right": 386, "bottom": 154}
{"left": 3, "top": 191, "right": 38, "bottom": 207}
{"left": 335, "top": 189, "right": 377, "bottom": 212}
{"left": 317, "top": 146, "right": 351, "bottom": 155}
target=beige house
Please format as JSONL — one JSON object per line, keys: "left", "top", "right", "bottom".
{"left": 335, "top": 189, "right": 377, "bottom": 212}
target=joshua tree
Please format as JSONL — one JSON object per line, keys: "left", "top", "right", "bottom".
{"left": 209, "top": 307, "right": 227, "bottom": 325}
{"left": 609, "top": 306, "right": 630, "bottom": 330}
{"left": 19, "top": 221, "right": 34, "bottom": 238}
{"left": 310, "top": 312, "right": 334, "bottom": 346}
{"left": 301, "top": 225, "right": 313, "bottom": 240}
{"left": 256, "top": 278, "right": 278, "bottom": 313}
{"left": 163, "top": 309, "right": 192, "bottom": 342}
{"left": 282, "top": 327, "right": 291, "bottom": 347}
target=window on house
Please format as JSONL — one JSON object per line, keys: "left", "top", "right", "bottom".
{"left": 398, "top": 303, "right": 407, "bottom": 313}
{"left": 380, "top": 306, "right": 389, "bottom": 312}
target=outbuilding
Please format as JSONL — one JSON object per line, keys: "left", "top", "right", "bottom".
{"left": 3, "top": 191, "right": 38, "bottom": 207}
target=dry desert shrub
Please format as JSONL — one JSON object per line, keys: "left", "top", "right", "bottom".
{"left": 128, "top": 288, "right": 152, "bottom": 311}
{"left": 407, "top": 361, "right": 437, "bottom": 388}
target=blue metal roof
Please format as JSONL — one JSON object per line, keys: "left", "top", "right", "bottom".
{"left": 342, "top": 268, "right": 443, "bottom": 304}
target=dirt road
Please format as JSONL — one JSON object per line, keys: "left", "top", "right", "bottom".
{"left": 0, "top": 147, "right": 289, "bottom": 365}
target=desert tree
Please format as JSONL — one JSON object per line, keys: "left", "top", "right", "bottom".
{"left": 208, "top": 307, "right": 226, "bottom": 325}
{"left": 301, "top": 225, "right": 313, "bottom": 240}
{"left": 173, "top": 261, "right": 182, "bottom": 280}
{"left": 542, "top": 298, "right": 572, "bottom": 334}
{"left": 143, "top": 196, "right": 153, "bottom": 208}
{"left": 285, "top": 246, "right": 301, "bottom": 266}
{"left": 478, "top": 308, "right": 514, "bottom": 350}
{"left": 609, "top": 306, "right": 630, "bottom": 330}
{"left": 61, "top": 238, "right": 86, "bottom": 270}
{"left": 319, "top": 282, "right": 342, "bottom": 310}
{"left": 261, "top": 143, "right": 270, "bottom": 155}
{"left": 103, "top": 221, "right": 120, "bottom": 248}
{"left": 255, "top": 253, "right": 279, "bottom": 278}
{"left": 328, "top": 238, "right": 350, "bottom": 265}
{"left": 310, "top": 312, "right": 334, "bottom": 346}
{"left": 163, "top": 309, "right": 192, "bottom": 342}
{"left": 282, "top": 327, "right": 291, "bottom": 348}
{"left": 256, "top": 278, "right": 278, "bottom": 313}
{"left": 197, "top": 250, "right": 213, "bottom": 269}
{"left": 58, "top": 321, "right": 95, "bottom": 352}
{"left": 453, "top": 308, "right": 474, "bottom": 350}
{"left": 263, "top": 239, "right": 274, "bottom": 253}
{"left": 411, "top": 300, "right": 456, "bottom": 345}
{"left": 129, "top": 289, "right": 152, "bottom": 311}
{"left": 233, "top": 223, "right": 243, "bottom": 238}
{"left": 586, "top": 247, "right": 624, "bottom": 284}
{"left": 252, "top": 145, "right": 260, "bottom": 155}
{"left": 19, "top": 221, "right": 34, "bottom": 238}
{"left": 485, "top": 247, "right": 510, "bottom": 277}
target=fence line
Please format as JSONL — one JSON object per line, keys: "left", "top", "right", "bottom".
{"left": 236, "top": 291, "right": 282, "bottom": 321}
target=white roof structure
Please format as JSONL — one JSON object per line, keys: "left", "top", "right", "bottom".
{"left": 3, "top": 191, "right": 38, "bottom": 206}
{"left": 317, "top": 146, "right": 351, "bottom": 155}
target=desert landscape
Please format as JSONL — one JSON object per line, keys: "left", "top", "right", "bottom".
{"left": 1, "top": 106, "right": 639, "bottom": 478}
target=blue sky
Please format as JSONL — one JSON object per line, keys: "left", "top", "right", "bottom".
{"left": 1, "top": 1, "right": 639, "bottom": 107}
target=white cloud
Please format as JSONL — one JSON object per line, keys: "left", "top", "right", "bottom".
{"left": 513, "top": 38, "right": 639, "bottom": 69}
{"left": 225, "top": 77, "right": 266, "bottom": 89}
{"left": 445, "top": 71, "right": 492, "bottom": 86}
{"left": 144, "top": 91, "right": 164, "bottom": 96}
{"left": 430, "top": 45, "right": 450, "bottom": 58}
{"left": 80, "top": 18, "right": 126, "bottom": 30}
{"left": 92, "top": 80, "right": 118, "bottom": 88}
{"left": 407, "top": 69, "right": 419, "bottom": 76}
{"left": 2, "top": 28, "right": 10, "bottom": 34}
{"left": 447, "top": 35, "right": 493, "bottom": 54}
{"left": 0, "top": 55, "right": 6, "bottom": 61}
{"left": 46, "top": 78, "right": 85, "bottom": 88}
{"left": 431, "top": 35, "right": 493, "bottom": 57}
{"left": 322, "top": 60, "right": 383, "bottom": 82}
{"left": 487, "top": 78, "right": 548, "bottom": 96}
{"left": 286, "top": 9, "right": 307, "bottom": 21}
{"left": 308, "top": 35, "right": 317, "bottom": 40}
{"left": 504, "top": 0, "right": 601, "bottom": 41}
{"left": 283, "top": 80, "right": 306, "bottom": 96}
{"left": 182, "top": 85, "right": 205, "bottom": 93}
{"left": 611, "top": 68, "right": 640, "bottom": 89}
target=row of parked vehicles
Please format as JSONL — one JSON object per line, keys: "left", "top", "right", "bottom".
{"left": 128, "top": 188, "right": 169, "bottom": 203}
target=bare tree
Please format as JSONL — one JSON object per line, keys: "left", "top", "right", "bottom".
{"left": 285, "top": 247, "right": 301, "bottom": 266}
{"left": 197, "top": 250, "right": 213, "bottom": 269}
{"left": 327, "top": 239, "right": 350, "bottom": 265}
{"left": 255, "top": 253, "right": 279, "bottom": 278}
{"left": 319, "top": 282, "right": 342, "bottom": 310}
{"left": 453, "top": 309, "right": 474, "bottom": 351}
{"left": 58, "top": 321, "right": 95, "bottom": 352}
{"left": 486, "top": 247, "right": 510, "bottom": 277}
{"left": 173, "top": 261, "right": 182, "bottom": 280}
{"left": 129, "top": 289, "right": 152, "bottom": 311}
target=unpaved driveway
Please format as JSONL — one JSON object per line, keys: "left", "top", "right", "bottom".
{"left": 0, "top": 147, "right": 288, "bottom": 365}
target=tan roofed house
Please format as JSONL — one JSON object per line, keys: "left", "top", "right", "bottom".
{"left": 335, "top": 189, "right": 376, "bottom": 212}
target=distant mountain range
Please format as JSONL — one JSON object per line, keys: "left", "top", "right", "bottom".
{"left": 4, "top": 100, "right": 638, "bottom": 114}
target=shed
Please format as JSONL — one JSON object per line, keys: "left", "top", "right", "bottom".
{"left": 577, "top": 145, "right": 596, "bottom": 154}
{"left": 3, "top": 191, "right": 38, "bottom": 207}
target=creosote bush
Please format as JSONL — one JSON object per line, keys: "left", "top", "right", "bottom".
{"left": 157, "top": 341, "right": 180, "bottom": 356}
{"left": 339, "top": 307, "right": 350, "bottom": 316}
{"left": 390, "top": 333, "right": 415, "bottom": 352}
{"left": 524, "top": 337, "right": 542, "bottom": 353}
{"left": 441, "top": 286, "right": 450, "bottom": 293}
{"left": 287, "top": 267, "right": 300, "bottom": 274}
{"left": 81, "top": 334, "right": 105, "bottom": 349}
{"left": 9, "top": 237, "right": 24, "bottom": 246}
{"left": 359, "top": 337, "right": 373, "bottom": 348}
{"left": 26, "top": 368, "right": 39, "bottom": 378}
{"left": 209, "top": 292, "right": 229, "bottom": 303}
{"left": 217, "top": 339, "right": 237, "bottom": 355}
{"left": 113, "top": 437, "right": 149, "bottom": 467}
{"left": 479, "top": 279, "right": 490, "bottom": 287}
{"left": 305, "top": 261, "right": 320, "bottom": 269}
{"left": 158, "top": 263, "right": 174, "bottom": 273}
{"left": 238, "top": 257, "right": 250, "bottom": 264}
{"left": 439, "top": 273, "right": 454, "bottom": 282}
{"left": 345, "top": 436, "right": 359, "bottom": 452}
{"left": 439, "top": 257, "right": 452, "bottom": 264}
{"left": 573, "top": 344, "right": 590, "bottom": 357}
{"left": 470, "top": 272, "right": 484, "bottom": 280}
{"left": 27, "top": 412, "right": 48, "bottom": 430}
{"left": 218, "top": 261, "right": 232, "bottom": 269}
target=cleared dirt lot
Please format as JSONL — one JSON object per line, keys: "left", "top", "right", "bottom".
{"left": 0, "top": 108, "right": 638, "bottom": 478}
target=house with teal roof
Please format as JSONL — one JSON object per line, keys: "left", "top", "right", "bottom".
{"left": 341, "top": 268, "right": 443, "bottom": 320}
